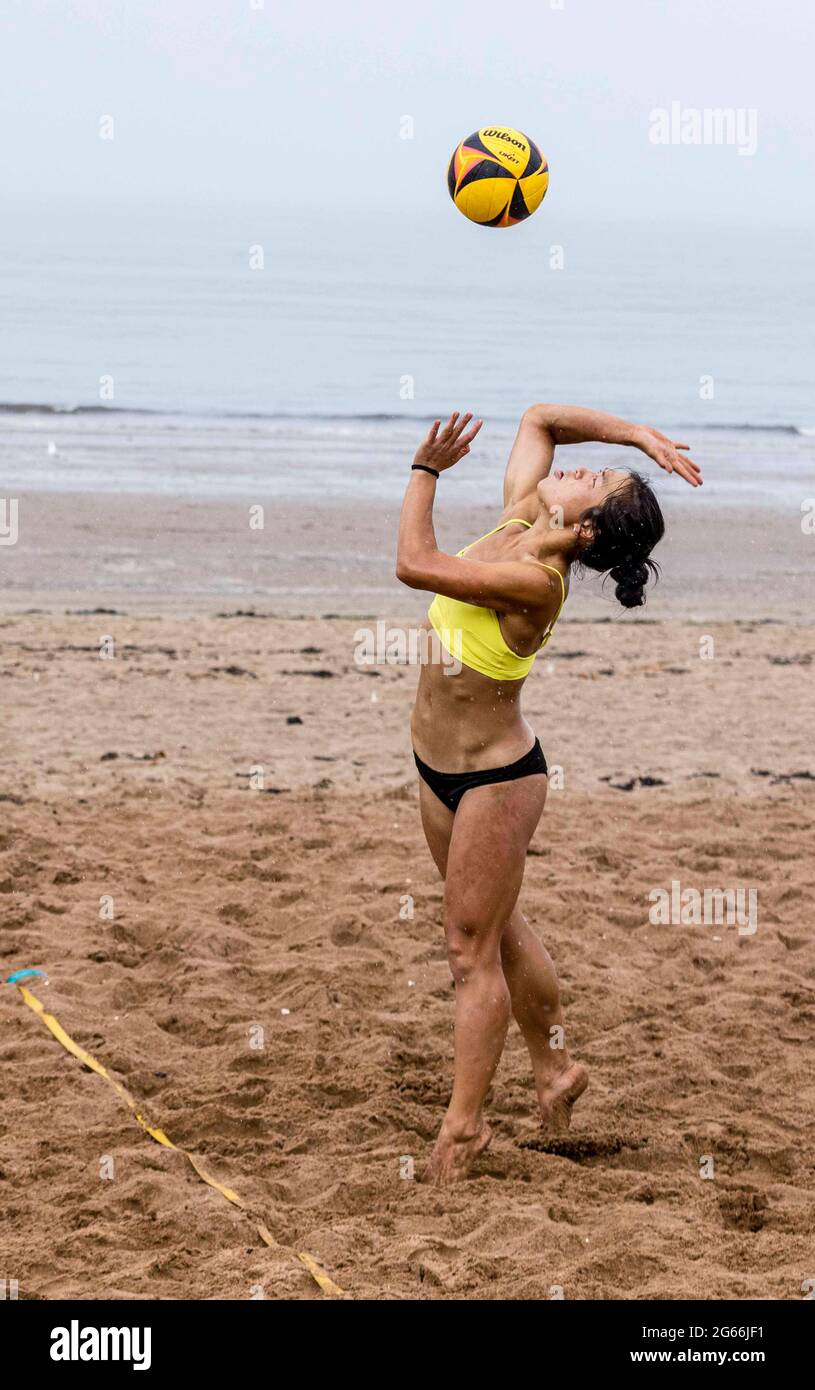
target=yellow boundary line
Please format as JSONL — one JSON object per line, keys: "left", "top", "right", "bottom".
{"left": 14, "top": 983, "right": 346, "bottom": 1298}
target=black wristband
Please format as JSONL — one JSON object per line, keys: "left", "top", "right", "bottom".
{"left": 412, "top": 463, "right": 439, "bottom": 479}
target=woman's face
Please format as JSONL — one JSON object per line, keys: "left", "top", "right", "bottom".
{"left": 537, "top": 466, "right": 630, "bottom": 527}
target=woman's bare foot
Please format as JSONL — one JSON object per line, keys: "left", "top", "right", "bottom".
{"left": 537, "top": 1061, "right": 588, "bottom": 1133}
{"left": 422, "top": 1119, "right": 493, "bottom": 1185}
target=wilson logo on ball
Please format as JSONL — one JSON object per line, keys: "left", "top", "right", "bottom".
{"left": 447, "top": 126, "right": 549, "bottom": 228}
{"left": 482, "top": 129, "right": 525, "bottom": 147}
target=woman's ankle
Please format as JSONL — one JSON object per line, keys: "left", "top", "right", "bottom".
{"left": 440, "top": 1112, "right": 485, "bottom": 1143}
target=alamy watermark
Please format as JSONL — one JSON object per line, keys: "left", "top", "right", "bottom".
{"left": 0, "top": 498, "right": 19, "bottom": 546}
{"left": 649, "top": 879, "right": 758, "bottom": 936}
{"left": 50, "top": 1321, "right": 151, "bottom": 1371}
{"left": 354, "top": 621, "right": 462, "bottom": 675}
{"left": 649, "top": 102, "right": 758, "bottom": 157}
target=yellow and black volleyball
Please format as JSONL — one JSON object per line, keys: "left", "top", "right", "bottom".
{"left": 447, "top": 126, "right": 548, "bottom": 227}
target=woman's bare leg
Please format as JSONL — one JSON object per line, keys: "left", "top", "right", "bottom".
{"left": 500, "top": 906, "right": 588, "bottom": 1130}
{"left": 418, "top": 779, "right": 586, "bottom": 1145}
{"left": 423, "top": 773, "right": 548, "bottom": 1183}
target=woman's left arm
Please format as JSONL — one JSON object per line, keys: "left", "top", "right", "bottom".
{"left": 396, "top": 413, "right": 482, "bottom": 584}
{"left": 504, "top": 404, "right": 702, "bottom": 498}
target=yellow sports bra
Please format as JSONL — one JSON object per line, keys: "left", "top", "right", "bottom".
{"left": 427, "top": 519, "right": 566, "bottom": 682}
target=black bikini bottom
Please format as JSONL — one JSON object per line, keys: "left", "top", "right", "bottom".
{"left": 413, "top": 738, "right": 548, "bottom": 814}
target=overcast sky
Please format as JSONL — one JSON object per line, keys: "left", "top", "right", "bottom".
{"left": 1, "top": 0, "right": 812, "bottom": 224}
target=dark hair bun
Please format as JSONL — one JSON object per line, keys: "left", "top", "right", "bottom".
{"left": 610, "top": 561, "right": 649, "bottom": 609}
{"left": 575, "top": 472, "right": 665, "bottom": 609}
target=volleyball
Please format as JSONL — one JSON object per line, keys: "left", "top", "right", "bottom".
{"left": 447, "top": 126, "right": 549, "bottom": 227}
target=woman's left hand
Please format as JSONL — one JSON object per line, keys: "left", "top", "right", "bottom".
{"left": 414, "top": 412, "right": 483, "bottom": 473}
{"left": 634, "top": 425, "right": 703, "bottom": 487}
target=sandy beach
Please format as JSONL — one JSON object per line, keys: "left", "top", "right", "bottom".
{"left": 2, "top": 480, "right": 814, "bottom": 1299}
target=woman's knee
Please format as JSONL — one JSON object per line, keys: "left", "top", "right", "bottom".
{"left": 444, "top": 913, "right": 500, "bottom": 980}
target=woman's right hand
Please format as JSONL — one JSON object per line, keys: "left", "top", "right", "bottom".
{"left": 414, "top": 412, "right": 483, "bottom": 473}
{"left": 633, "top": 425, "right": 703, "bottom": 487}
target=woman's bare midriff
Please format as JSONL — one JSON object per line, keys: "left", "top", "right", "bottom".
{"left": 410, "top": 617, "right": 539, "bottom": 772}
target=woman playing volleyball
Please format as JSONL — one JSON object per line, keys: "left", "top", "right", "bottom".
{"left": 396, "top": 404, "right": 702, "bottom": 1183}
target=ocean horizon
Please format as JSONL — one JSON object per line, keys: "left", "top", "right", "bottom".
{"left": 2, "top": 406, "right": 811, "bottom": 510}
{"left": 2, "top": 199, "right": 812, "bottom": 512}
{"left": 1, "top": 200, "right": 813, "bottom": 432}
